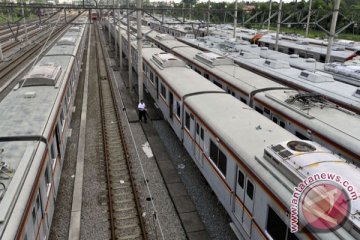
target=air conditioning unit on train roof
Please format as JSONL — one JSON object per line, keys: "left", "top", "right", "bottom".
{"left": 299, "top": 70, "right": 334, "bottom": 83}
{"left": 263, "top": 140, "right": 319, "bottom": 184}
{"left": 22, "top": 64, "right": 62, "bottom": 87}
{"left": 239, "top": 51, "right": 260, "bottom": 59}
{"left": 263, "top": 59, "right": 290, "bottom": 69}
{"left": 155, "top": 34, "right": 174, "bottom": 41}
{"left": 151, "top": 52, "right": 186, "bottom": 69}
{"left": 57, "top": 36, "right": 76, "bottom": 45}
{"left": 195, "top": 52, "right": 233, "bottom": 67}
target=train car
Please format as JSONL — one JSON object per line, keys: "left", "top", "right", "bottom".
{"left": 124, "top": 26, "right": 360, "bottom": 163}
{"left": 0, "top": 16, "right": 88, "bottom": 239}
{"left": 91, "top": 9, "right": 97, "bottom": 21}
{"left": 109, "top": 20, "right": 360, "bottom": 239}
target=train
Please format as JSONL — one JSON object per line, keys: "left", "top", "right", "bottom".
{"left": 106, "top": 19, "right": 360, "bottom": 240}
{"left": 107, "top": 19, "right": 360, "bottom": 164}
{"left": 0, "top": 16, "right": 88, "bottom": 239}
{"left": 91, "top": 9, "right": 98, "bottom": 21}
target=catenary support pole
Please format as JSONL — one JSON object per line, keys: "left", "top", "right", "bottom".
{"left": 118, "top": 7, "right": 123, "bottom": 70}
{"left": 233, "top": 0, "right": 237, "bottom": 38}
{"left": 305, "top": 0, "right": 312, "bottom": 38}
{"left": 268, "top": 0, "right": 272, "bottom": 31}
{"left": 207, "top": 0, "right": 210, "bottom": 35}
{"left": 113, "top": 0, "right": 117, "bottom": 57}
{"left": 325, "top": 0, "right": 341, "bottom": 63}
{"left": 127, "top": 0, "right": 132, "bottom": 90}
{"left": 275, "top": 0, "right": 282, "bottom": 51}
{"left": 21, "top": 3, "right": 28, "bottom": 43}
{"left": 137, "top": 0, "right": 143, "bottom": 101}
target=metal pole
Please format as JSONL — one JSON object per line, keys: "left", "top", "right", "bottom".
{"left": 275, "top": 0, "right": 282, "bottom": 51}
{"left": 127, "top": 0, "right": 132, "bottom": 90}
{"left": 118, "top": 7, "right": 123, "bottom": 70}
{"left": 207, "top": 0, "right": 210, "bottom": 35}
{"left": 268, "top": 0, "right": 272, "bottom": 31}
{"left": 113, "top": 0, "right": 117, "bottom": 57}
{"left": 233, "top": 0, "right": 237, "bottom": 38}
{"left": 305, "top": 0, "right": 312, "bottom": 38}
{"left": 182, "top": 2, "right": 185, "bottom": 22}
{"left": 325, "top": 0, "right": 341, "bottom": 63}
{"left": 0, "top": 44, "right": 4, "bottom": 61}
{"left": 137, "top": 0, "right": 143, "bottom": 101}
{"left": 190, "top": 4, "right": 192, "bottom": 20}
{"left": 21, "top": 3, "right": 28, "bottom": 43}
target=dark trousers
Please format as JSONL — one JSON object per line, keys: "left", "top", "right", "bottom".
{"left": 139, "top": 110, "right": 147, "bottom": 122}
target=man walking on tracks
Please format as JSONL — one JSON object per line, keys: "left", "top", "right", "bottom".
{"left": 138, "top": 99, "right": 147, "bottom": 123}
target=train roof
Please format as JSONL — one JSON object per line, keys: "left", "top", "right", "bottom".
{"left": 259, "top": 36, "right": 355, "bottom": 60}
{"left": 46, "top": 44, "right": 76, "bottom": 56}
{"left": 185, "top": 92, "right": 360, "bottom": 233}
{"left": 142, "top": 48, "right": 224, "bottom": 97}
{"left": 170, "top": 46, "right": 285, "bottom": 94}
{"left": 255, "top": 89, "right": 360, "bottom": 157}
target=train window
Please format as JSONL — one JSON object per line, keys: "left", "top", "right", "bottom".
{"left": 266, "top": 206, "right": 287, "bottom": 240}
{"left": 246, "top": 180, "right": 254, "bottom": 199}
{"left": 150, "top": 71, "right": 154, "bottom": 83}
{"left": 209, "top": 140, "right": 227, "bottom": 176}
{"left": 200, "top": 128, "right": 204, "bottom": 140}
{"left": 320, "top": 55, "right": 326, "bottom": 63}
{"left": 264, "top": 108, "right": 271, "bottom": 115}
{"left": 176, "top": 102, "right": 181, "bottom": 117}
{"left": 185, "top": 112, "right": 190, "bottom": 130}
{"left": 143, "top": 63, "right": 146, "bottom": 72}
{"left": 280, "top": 121, "right": 286, "bottom": 128}
{"left": 272, "top": 116, "right": 278, "bottom": 123}
{"left": 45, "top": 164, "right": 51, "bottom": 196}
{"left": 255, "top": 106, "right": 263, "bottom": 114}
{"left": 196, "top": 123, "right": 199, "bottom": 135}
{"left": 204, "top": 73, "right": 210, "bottom": 79}
{"left": 213, "top": 81, "right": 223, "bottom": 88}
{"left": 160, "top": 83, "right": 166, "bottom": 99}
{"left": 237, "top": 170, "right": 245, "bottom": 188}
{"left": 295, "top": 131, "right": 309, "bottom": 141}
{"left": 195, "top": 68, "right": 201, "bottom": 74}
{"left": 240, "top": 97, "right": 247, "bottom": 104}
{"left": 60, "top": 109, "right": 65, "bottom": 129}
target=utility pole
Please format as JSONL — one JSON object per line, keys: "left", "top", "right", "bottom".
{"left": 118, "top": 6, "right": 123, "bottom": 70}
{"left": 233, "top": 0, "right": 237, "bottom": 38}
{"left": 268, "top": 0, "right": 272, "bottom": 31}
{"left": 21, "top": 3, "right": 28, "bottom": 43}
{"left": 325, "top": 0, "right": 341, "bottom": 63}
{"left": 137, "top": 0, "right": 143, "bottom": 101}
{"left": 190, "top": 4, "right": 192, "bottom": 21}
{"left": 275, "top": 0, "right": 282, "bottom": 51}
{"left": 113, "top": 0, "right": 117, "bottom": 57}
{"left": 127, "top": 0, "right": 132, "bottom": 90}
{"left": 108, "top": 0, "right": 111, "bottom": 45}
{"left": 305, "top": 0, "right": 312, "bottom": 38}
{"left": 182, "top": 2, "right": 185, "bottom": 22}
{"left": 207, "top": 0, "right": 210, "bottom": 35}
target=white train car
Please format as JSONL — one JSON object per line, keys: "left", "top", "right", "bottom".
{"left": 108, "top": 20, "right": 360, "bottom": 239}
{"left": 128, "top": 28, "right": 360, "bottom": 164}
{"left": 0, "top": 17, "right": 88, "bottom": 240}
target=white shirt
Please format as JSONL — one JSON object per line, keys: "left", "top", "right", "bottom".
{"left": 138, "top": 102, "right": 146, "bottom": 110}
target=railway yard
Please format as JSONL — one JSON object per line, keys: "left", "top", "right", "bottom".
{"left": 0, "top": 3, "right": 360, "bottom": 240}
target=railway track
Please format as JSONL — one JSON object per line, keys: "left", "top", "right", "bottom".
{"left": 0, "top": 15, "right": 78, "bottom": 86}
{"left": 94, "top": 23, "right": 147, "bottom": 240}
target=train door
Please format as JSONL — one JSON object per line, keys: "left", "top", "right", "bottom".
{"left": 155, "top": 76, "right": 159, "bottom": 99}
{"left": 243, "top": 178, "right": 254, "bottom": 235}
{"left": 55, "top": 124, "right": 62, "bottom": 161}
{"left": 32, "top": 191, "right": 45, "bottom": 239}
{"left": 194, "top": 122, "right": 204, "bottom": 167}
{"left": 234, "top": 168, "right": 245, "bottom": 225}
{"left": 169, "top": 92, "right": 173, "bottom": 120}
{"left": 234, "top": 169, "right": 254, "bottom": 235}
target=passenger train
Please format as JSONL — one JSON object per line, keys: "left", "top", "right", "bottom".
{"left": 0, "top": 16, "right": 88, "bottom": 239}
{"left": 106, "top": 19, "right": 360, "bottom": 164}
{"left": 106, "top": 20, "right": 360, "bottom": 240}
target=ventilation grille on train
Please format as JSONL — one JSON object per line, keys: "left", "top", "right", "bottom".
{"left": 22, "top": 64, "right": 62, "bottom": 87}
{"left": 195, "top": 52, "right": 233, "bottom": 67}
{"left": 151, "top": 52, "right": 186, "bottom": 69}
